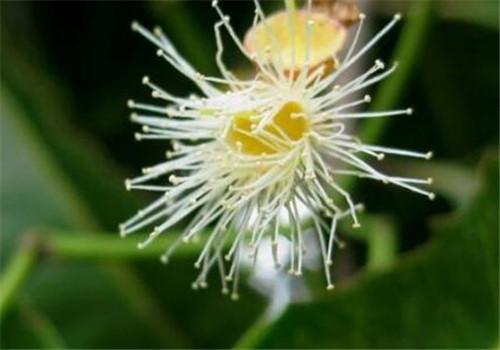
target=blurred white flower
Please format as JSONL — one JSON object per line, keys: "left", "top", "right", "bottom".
{"left": 120, "top": 0, "right": 433, "bottom": 299}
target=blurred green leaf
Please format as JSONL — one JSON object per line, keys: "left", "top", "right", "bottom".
{"left": 148, "top": 1, "right": 216, "bottom": 75}
{"left": 1, "top": 43, "right": 140, "bottom": 230}
{"left": 437, "top": 1, "right": 499, "bottom": 30}
{"left": 242, "top": 152, "right": 498, "bottom": 348}
{"left": 373, "top": 0, "right": 498, "bottom": 30}
{"left": 16, "top": 298, "right": 67, "bottom": 349}
{"left": 1, "top": 84, "right": 190, "bottom": 348}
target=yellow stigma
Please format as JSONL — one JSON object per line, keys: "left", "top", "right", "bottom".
{"left": 227, "top": 101, "right": 309, "bottom": 155}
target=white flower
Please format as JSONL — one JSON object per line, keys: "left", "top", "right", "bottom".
{"left": 120, "top": 0, "right": 433, "bottom": 299}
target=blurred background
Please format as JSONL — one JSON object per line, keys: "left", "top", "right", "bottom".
{"left": 0, "top": 0, "right": 498, "bottom": 348}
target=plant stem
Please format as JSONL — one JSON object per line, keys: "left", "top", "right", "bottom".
{"left": 0, "top": 234, "right": 39, "bottom": 320}
{"left": 360, "top": 0, "right": 434, "bottom": 146}
{"left": 47, "top": 230, "right": 199, "bottom": 260}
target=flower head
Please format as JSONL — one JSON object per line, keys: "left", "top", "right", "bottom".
{"left": 121, "top": 0, "right": 433, "bottom": 299}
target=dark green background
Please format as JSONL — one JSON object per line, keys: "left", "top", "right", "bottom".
{"left": 1, "top": 0, "right": 498, "bottom": 348}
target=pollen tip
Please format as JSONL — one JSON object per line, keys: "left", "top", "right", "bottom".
{"left": 125, "top": 179, "right": 132, "bottom": 190}
{"left": 352, "top": 222, "right": 361, "bottom": 229}
{"left": 394, "top": 13, "right": 402, "bottom": 21}
{"left": 194, "top": 262, "right": 201, "bottom": 269}
{"left": 156, "top": 49, "right": 164, "bottom": 57}
{"left": 406, "top": 108, "right": 414, "bottom": 115}
{"left": 375, "top": 59, "right": 385, "bottom": 69}
{"left": 211, "top": 0, "right": 218, "bottom": 7}
{"left": 160, "top": 255, "right": 169, "bottom": 264}
{"left": 127, "top": 99, "right": 135, "bottom": 108}
{"left": 221, "top": 287, "right": 229, "bottom": 295}
{"left": 358, "top": 13, "right": 366, "bottom": 20}
{"left": 191, "top": 282, "right": 199, "bottom": 290}
{"left": 426, "top": 151, "right": 434, "bottom": 159}
{"left": 377, "top": 153, "right": 385, "bottom": 161}
{"left": 153, "top": 26, "right": 162, "bottom": 35}
{"left": 231, "top": 293, "right": 239, "bottom": 301}
{"left": 199, "top": 281, "right": 208, "bottom": 288}
{"left": 428, "top": 193, "right": 436, "bottom": 201}
{"left": 327, "top": 284, "right": 335, "bottom": 290}
{"left": 427, "top": 177, "right": 434, "bottom": 185}
{"left": 131, "top": 21, "right": 139, "bottom": 31}
{"left": 364, "top": 94, "right": 371, "bottom": 102}
{"left": 142, "top": 76, "right": 149, "bottom": 84}
{"left": 134, "top": 132, "right": 142, "bottom": 141}
{"left": 130, "top": 113, "right": 138, "bottom": 121}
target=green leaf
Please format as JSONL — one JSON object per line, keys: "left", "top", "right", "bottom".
{"left": 0, "top": 82, "right": 190, "bottom": 348}
{"left": 242, "top": 152, "right": 499, "bottom": 348}
{"left": 1, "top": 42, "right": 140, "bottom": 230}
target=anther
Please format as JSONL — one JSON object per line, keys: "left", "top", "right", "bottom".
{"left": 327, "top": 284, "right": 335, "bottom": 290}
{"left": 375, "top": 59, "right": 385, "bottom": 69}
{"left": 153, "top": 26, "right": 163, "bottom": 36}
{"left": 131, "top": 21, "right": 139, "bottom": 31}
{"left": 142, "top": 76, "right": 149, "bottom": 84}
{"left": 364, "top": 95, "right": 371, "bottom": 102}
{"left": 124, "top": 179, "right": 132, "bottom": 190}
{"left": 428, "top": 193, "right": 436, "bottom": 200}
{"left": 394, "top": 13, "right": 402, "bottom": 21}
{"left": 406, "top": 108, "right": 413, "bottom": 115}
{"left": 426, "top": 151, "right": 434, "bottom": 159}
{"left": 134, "top": 133, "right": 142, "bottom": 141}
{"left": 127, "top": 99, "right": 135, "bottom": 108}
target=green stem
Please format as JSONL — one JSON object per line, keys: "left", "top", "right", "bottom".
{"left": 0, "top": 234, "right": 39, "bottom": 320}
{"left": 360, "top": 0, "right": 434, "bottom": 145}
{"left": 47, "top": 230, "right": 200, "bottom": 260}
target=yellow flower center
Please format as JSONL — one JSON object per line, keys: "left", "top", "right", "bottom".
{"left": 227, "top": 101, "right": 309, "bottom": 155}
